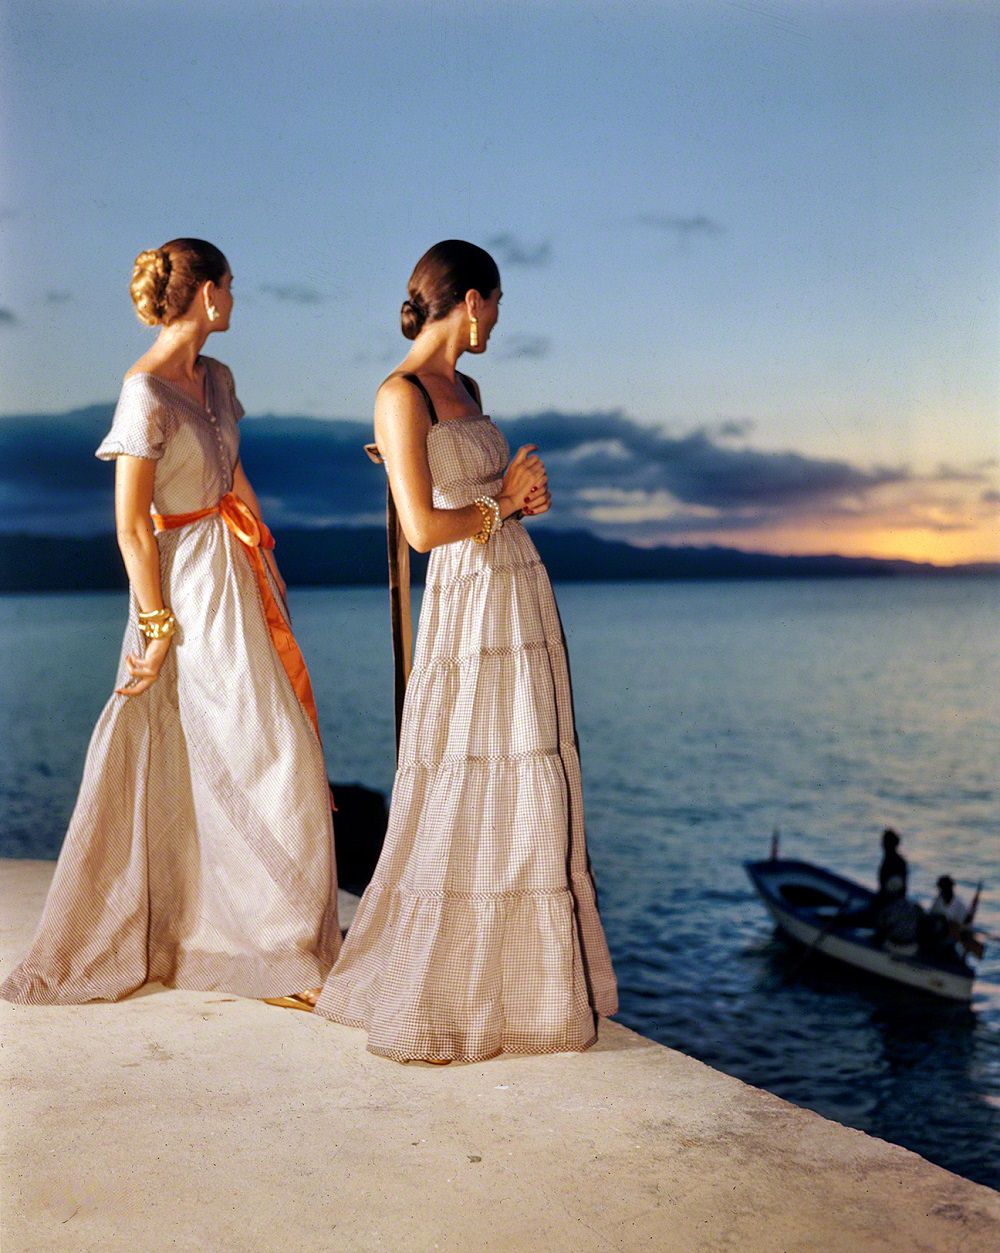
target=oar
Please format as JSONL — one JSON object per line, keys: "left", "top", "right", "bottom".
{"left": 961, "top": 882, "right": 987, "bottom": 959}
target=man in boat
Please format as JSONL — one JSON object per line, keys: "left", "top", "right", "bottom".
{"left": 877, "top": 828, "right": 908, "bottom": 902}
{"left": 870, "top": 829, "right": 920, "bottom": 951}
{"left": 839, "top": 828, "right": 910, "bottom": 931}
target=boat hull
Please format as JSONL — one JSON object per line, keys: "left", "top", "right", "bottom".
{"left": 746, "top": 859, "right": 975, "bottom": 1002}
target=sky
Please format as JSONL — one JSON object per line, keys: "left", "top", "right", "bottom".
{"left": 1, "top": 0, "right": 997, "bottom": 562}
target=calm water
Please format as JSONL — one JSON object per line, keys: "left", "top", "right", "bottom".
{"left": 1, "top": 579, "right": 998, "bottom": 1188}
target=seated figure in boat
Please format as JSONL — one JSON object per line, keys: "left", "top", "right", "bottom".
{"left": 922, "top": 876, "right": 984, "bottom": 959}
{"left": 930, "top": 876, "right": 969, "bottom": 928}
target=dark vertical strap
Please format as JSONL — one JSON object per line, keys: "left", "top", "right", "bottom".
{"left": 385, "top": 485, "right": 411, "bottom": 755}
{"left": 401, "top": 372, "right": 438, "bottom": 424}
{"left": 364, "top": 441, "right": 412, "bottom": 758}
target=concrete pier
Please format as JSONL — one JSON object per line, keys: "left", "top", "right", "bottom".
{"left": 2, "top": 858, "right": 998, "bottom": 1251}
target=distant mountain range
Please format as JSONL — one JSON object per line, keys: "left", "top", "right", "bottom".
{"left": 0, "top": 527, "right": 996, "bottom": 593}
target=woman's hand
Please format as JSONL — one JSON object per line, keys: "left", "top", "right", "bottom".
{"left": 522, "top": 483, "right": 552, "bottom": 517}
{"left": 500, "top": 444, "right": 548, "bottom": 520}
{"left": 115, "top": 635, "right": 172, "bottom": 697}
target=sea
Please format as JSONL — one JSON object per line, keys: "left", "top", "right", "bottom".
{"left": 1, "top": 578, "right": 998, "bottom": 1189}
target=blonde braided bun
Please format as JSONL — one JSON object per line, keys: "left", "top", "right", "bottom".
{"left": 128, "top": 238, "right": 229, "bottom": 327}
{"left": 130, "top": 248, "right": 171, "bottom": 325}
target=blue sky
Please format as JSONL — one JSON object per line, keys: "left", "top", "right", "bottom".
{"left": 1, "top": 1, "right": 997, "bottom": 560}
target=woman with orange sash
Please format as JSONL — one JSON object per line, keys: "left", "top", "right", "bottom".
{"left": 1, "top": 238, "right": 339, "bottom": 1007}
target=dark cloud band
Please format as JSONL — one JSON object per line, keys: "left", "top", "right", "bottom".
{"left": 0, "top": 405, "right": 992, "bottom": 547}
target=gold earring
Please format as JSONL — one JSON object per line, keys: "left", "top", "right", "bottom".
{"left": 207, "top": 305, "right": 219, "bottom": 323}
{"left": 469, "top": 316, "right": 479, "bottom": 348}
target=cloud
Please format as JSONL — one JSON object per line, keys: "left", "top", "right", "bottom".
{"left": 44, "top": 290, "right": 72, "bottom": 305}
{"left": 0, "top": 308, "right": 18, "bottom": 325}
{"left": 500, "top": 411, "right": 907, "bottom": 508}
{"left": 484, "top": 234, "right": 552, "bottom": 267}
{"left": 716, "top": 419, "right": 755, "bottom": 439}
{"left": 0, "top": 408, "right": 376, "bottom": 535}
{"left": 490, "top": 411, "right": 998, "bottom": 547}
{"left": 496, "top": 334, "right": 551, "bottom": 361}
{"left": 0, "top": 405, "right": 993, "bottom": 554}
{"left": 635, "top": 213, "right": 724, "bottom": 239}
{"left": 932, "top": 462, "right": 993, "bottom": 484}
{"left": 259, "top": 282, "right": 326, "bottom": 305}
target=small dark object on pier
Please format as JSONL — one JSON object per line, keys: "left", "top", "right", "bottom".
{"left": 330, "top": 782, "right": 388, "bottom": 896}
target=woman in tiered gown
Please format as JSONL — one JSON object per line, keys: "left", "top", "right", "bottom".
{"left": 1, "top": 238, "right": 339, "bottom": 1007}
{"left": 315, "top": 240, "right": 616, "bottom": 1060}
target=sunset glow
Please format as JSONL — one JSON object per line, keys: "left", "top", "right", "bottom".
{"left": 0, "top": 2, "right": 996, "bottom": 568}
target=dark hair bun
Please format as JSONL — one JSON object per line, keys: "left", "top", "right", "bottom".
{"left": 400, "top": 241, "right": 500, "bottom": 339}
{"left": 400, "top": 297, "right": 426, "bottom": 340}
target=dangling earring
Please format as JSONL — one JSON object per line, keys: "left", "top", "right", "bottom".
{"left": 207, "top": 305, "right": 220, "bottom": 323}
{"left": 469, "top": 316, "right": 479, "bottom": 348}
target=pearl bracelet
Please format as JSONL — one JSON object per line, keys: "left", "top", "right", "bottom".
{"left": 473, "top": 495, "right": 502, "bottom": 542}
{"left": 471, "top": 499, "right": 493, "bottom": 544}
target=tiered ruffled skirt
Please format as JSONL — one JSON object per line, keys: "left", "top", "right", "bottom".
{"left": 315, "top": 521, "right": 617, "bottom": 1060}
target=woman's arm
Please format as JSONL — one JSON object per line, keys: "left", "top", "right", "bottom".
{"left": 231, "top": 458, "right": 286, "bottom": 597}
{"left": 112, "top": 454, "right": 171, "bottom": 696}
{"left": 375, "top": 378, "right": 546, "bottom": 553}
{"left": 114, "top": 454, "right": 163, "bottom": 611}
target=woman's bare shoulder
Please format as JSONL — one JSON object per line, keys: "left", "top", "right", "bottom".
{"left": 374, "top": 373, "right": 432, "bottom": 447}
{"left": 376, "top": 372, "right": 426, "bottom": 413}
{"left": 378, "top": 370, "right": 415, "bottom": 396}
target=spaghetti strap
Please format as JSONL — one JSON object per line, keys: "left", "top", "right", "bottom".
{"left": 457, "top": 371, "right": 482, "bottom": 413}
{"left": 401, "top": 373, "right": 438, "bottom": 425}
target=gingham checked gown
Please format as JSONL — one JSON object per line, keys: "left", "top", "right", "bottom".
{"left": 315, "top": 384, "right": 617, "bottom": 1060}
{"left": 0, "top": 357, "right": 340, "bottom": 1005}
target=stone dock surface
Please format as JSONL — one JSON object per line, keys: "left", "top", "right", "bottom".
{"left": 2, "top": 859, "right": 998, "bottom": 1252}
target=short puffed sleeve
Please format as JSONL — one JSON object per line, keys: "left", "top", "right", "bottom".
{"left": 95, "top": 378, "right": 173, "bottom": 461}
{"left": 213, "top": 360, "right": 245, "bottom": 421}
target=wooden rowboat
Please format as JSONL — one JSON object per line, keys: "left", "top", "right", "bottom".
{"left": 745, "top": 856, "right": 977, "bottom": 1002}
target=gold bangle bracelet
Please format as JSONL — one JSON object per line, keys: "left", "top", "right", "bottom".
{"left": 139, "top": 618, "right": 176, "bottom": 641}
{"left": 138, "top": 607, "right": 177, "bottom": 640}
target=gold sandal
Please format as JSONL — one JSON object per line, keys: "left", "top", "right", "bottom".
{"left": 262, "top": 987, "right": 322, "bottom": 1012}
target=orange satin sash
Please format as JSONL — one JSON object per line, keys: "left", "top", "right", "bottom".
{"left": 152, "top": 492, "right": 321, "bottom": 741}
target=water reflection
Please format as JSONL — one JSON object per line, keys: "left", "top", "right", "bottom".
{"left": 618, "top": 924, "right": 998, "bottom": 1188}
{"left": 3, "top": 581, "right": 998, "bottom": 1188}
